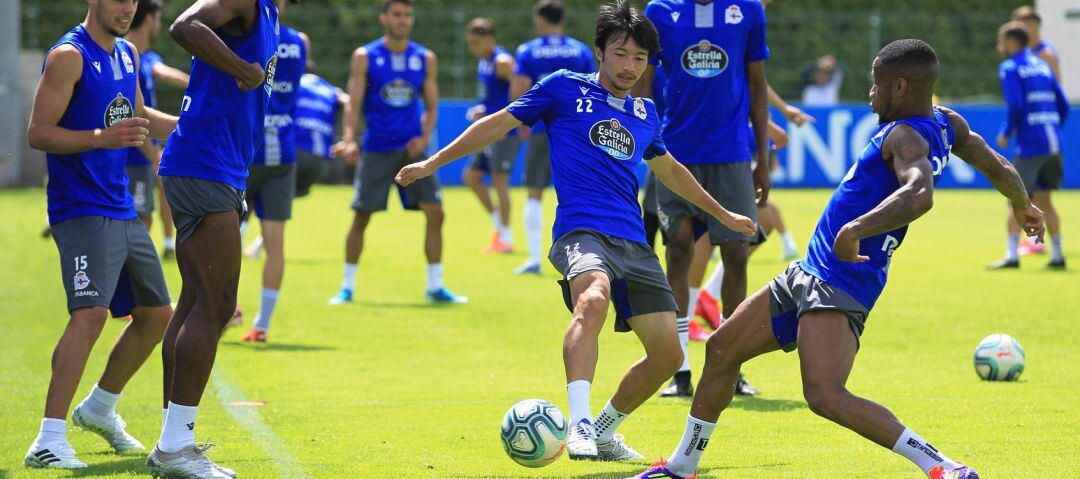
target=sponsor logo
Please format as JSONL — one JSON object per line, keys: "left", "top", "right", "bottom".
{"left": 74, "top": 290, "right": 99, "bottom": 297}
{"left": 264, "top": 55, "right": 278, "bottom": 95}
{"left": 589, "top": 118, "right": 636, "bottom": 160}
{"left": 186, "top": 422, "right": 195, "bottom": 431}
{"left": 906, "top": 438, "right": 944, "bottom": 462}
{"left": 682, "top": 423, "right": 703, "bottom": 456}
{"left": 531, "top": 45, "right": 582, "bottom": 59}
{"left": 725, "top": 5, "right": 743, "bottom": 24}
{"left": 73, "top": 271, "right": 90, "bottom": 291}
{"left": 633, "top": 98, "right": 647, "bottom": 120}
{"left": 696, "top": 438, "right": 709, "bottom": 451}
{"left": 681, "top": 40, "right": 728, "bottom": 78}
{"left": 277, "top": 42, "right": 303, "bottom": 59}
{"left": 375, "top": 56, "right": 386, "bottom": 68}
{"left": 409, "top": 54, "right": 423, "bottom": 71}
{"left": 104, "top": 92, "right": 134, "bottom": 127}
{"left": 272, "top": 80, "right": 294, "bottom": 94}
{"left": 1027, "top": 111, "right": 1061, "bottom": 125}
{"left": 120, "top": 51, "right": 134, "bottom": 74}
{"left": 92, "top": 61, "right": 101, "bottom": 73}
{"left": 671, "top": 11, "right": 681, "bottom": 23}
{"left": 381, "top": 78, "right": 417, "bottom": 108}
{"left": 579, "top": 86, "right": 590, "bottom": 96}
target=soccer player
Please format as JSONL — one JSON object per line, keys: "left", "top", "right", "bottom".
{"left": 628, "top": 39, "right": 1044, "bottom": 479}
{"left": 150, "top": 0, "right": 282, "bottom": 476}
{"left": 293, "top": 71, "right": 347, "bottom": 198}
{"left": 462, "top": 18, "right": 520, "bottom": 255}
{"left": 397, "top": 1, "right": 755, "bottom": 461}
{"left": 329, "top": 0, "right": 464, "bottom": 305}
{"left": 24, "top": 0, "right": 177, "bottom": 468}
{"left": 1012, "top": 6, "right": 1062, "bottom": 80}
{"left": 986, "top": 23, "right": 1068, "bottom": 271}
{"left": 638, "top": 0, "right": 772, "bottom": 398}
{"left": 511, "top": 0, "right": 596, "bottom": 275}
{"left": 240, "top": 0, "right": 309, "bottom": 343}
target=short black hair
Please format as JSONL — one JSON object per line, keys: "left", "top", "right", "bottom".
{"left": 876, "top": 38, "right": 939, "bottom": 84}
{"left": 1000, "top": 21, "right": 1030, "bottom": 48}
{"left": 595, "top": 1, "right": 659, "bottom": 56}
{"left": 381, "top": 0, "right": 413, "bottom": 14}
{"left": 534, "top": 0, "right": 564, "bottom": 25}
{"left": 132, "top": 0, "right": 163, "bottom": 30}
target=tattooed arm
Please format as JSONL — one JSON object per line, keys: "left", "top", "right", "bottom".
{"left": 940, "top": 106, "right": 1045, "bottom": 242}
{"left": 833, "top": 124, "right": 935, "bottom": 262}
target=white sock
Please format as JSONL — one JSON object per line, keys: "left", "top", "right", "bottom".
{"left": 157, "top": 402, "right": 197, "bottom": 453}
{"left": 1006, "top": 234, "right": 1020, "bottom": 261}
{"left": 780, "top": 231, "right": 798, "bottom": 254}
{"left": 253, "top": 288, "right": 279, "bottom": 331}
{"left": 594, "top": 401, "right": 629, "bottom": 443}
{"left": 566, "top": 380, "right": 592, "bottom": 426}
{"left": 666, "top": 415, "right": 716, "bottom": 477}
{"left": 490, "top": 211, "right": 501, "bottom": 231}
{"left": 163, "top": 236, "right": 176, "bottom": 250}
{"left": 34, "top": 418, "right": 67, "bottom": 447}
{"left": 676, "top": 316, "right": 691, "bottom": 372}
{"left": 498, "top": 222, "right": 513, "bottom": 245}
{"left": 83, "top": 384, "right": 120, "bottom": 417}
{"left": 524, "top": 199, "right": 543, "bottom": 265}
{"left": 1051, "top": 235, "right": 1064, "bottom": 262}
{"left": 162, "top": 408, "right": 168, "bottom": 429}
{"left": 891, "top": 427, "right": 957, "bottom": 475}
{"left": 704, "top": 261, "right": 725, "bottom": 299}
{"left": 341, "top": 262, "right": 357, "bottom": 292}
{"left": 427, "top": 263, "right": 443, "bottom": 292}
{"left": 688, "top": 287, "right": 701, "bottom": 317}
{"left": 239, "top": 220, "right": 249, "bottom": 237}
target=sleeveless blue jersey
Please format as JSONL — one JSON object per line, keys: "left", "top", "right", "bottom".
{"left": 646, "top": 0, "right": 769, "bottom": 165}
{"left": 159, "top": 0, "right": 280, "bottom": 189}
{"left": 998, "top": 49, "right": 1068, "bottom": 158}
{"left": 44, "top": 24, "right": 139, "bottom": 224}
{"left": 294, "top": 73, "right": 338, "bottom": 158}
{"left": 514, "top": 35, "right": 595, "bottom": 134}
{"left": 800, "top": 110, "right": 955, "bottom": 309}
{"left": 651, "top": 64, "right": 668, "bottom": 120}
{"left": 363, "top": 38, "right": 427, "bottom": 152}
{"left": 255, "top": 25, "right": 307, "bottom": 166}
{"left": 478, "top": 45, "right": 512, "bottom": 116}
{"left": 507, "top": 70, "right": 667, "bottom": 244}
{"left": 127, "top": 50, "right": 161, "bottom": 167}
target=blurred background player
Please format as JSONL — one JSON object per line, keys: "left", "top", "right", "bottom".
{"left": 329, "top": 0, "right": 466, "bottom": 304}
{"left": 638, "top": 0, "right": 772, "bottom": 398}
{"left": 240, "top": 0, "right": 310, "bottom": 343}
{"left": 801, "top": 54, "right": 843, "bottom": 107}
{"left": 988, "top": 22, "right": 1068, "bottom": 270}
{"left": 463, "top": 18, "right": 519, "bottom": 255}
{"left": 293, "top": 70, "right": 347, "bottom": 198}
{"left": 124, "top": 0, "right": 190, "bottom": 256}
{"left": 151, "top": 0, "right": 281, "bottom": 475}
{"left": 24, "top": 0, "right": 176, "bottom": 467}
{"left": 641, "top": 66, "right": 667, "bottom": 249}
{"left": 510, "top": 0, "right": 596, "bottom": 275}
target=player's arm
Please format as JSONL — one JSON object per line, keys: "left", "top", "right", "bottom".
{"left": 152, "top": 63, "right": 190, "bottom": 89}
{"left": 833, "top": 125, "right": 935, "bottom": 262}
{"left": 767, "top": 83, "right": 813, "bottom": 126}
{"left": 648, "top": 152, "right": 756, "bottom": 236}
{"left": 169, "top": 0, "right": 265, "bottom": 91}
{"left": 631, "top": 64, "right": 655, "bottom": 98}
{"left": 131, "top": 46, "right": 178, "bottom": 140}
{"left": 748, "top": 60, "right": 771, "bottom": 204}
{"left": 1038, "top": 49, "right": 1062, "bottom": 82}
{"left": 27, "top": 46, "right": 149, "bottom": 154}
{"left": 943, "top": 106, "right": 1044, "bottom": 242}
{"left": 396, "top": 109, "right": 521, "bottom": 185}
{"left": 332, "top": 47, "right": 368, "bottom": 164}
{"left": 996, "top": 65, "right": 1023, "bottom": 148}
{"left": 406, "top": 50, "right": 439, "bottom": 158}
{"left": 767, "top": 119, "right": 787, "bottom": 150}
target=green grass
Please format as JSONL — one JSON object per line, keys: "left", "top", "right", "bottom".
{"left": 2, "top": 186, "right": 1079, "bottom": 478}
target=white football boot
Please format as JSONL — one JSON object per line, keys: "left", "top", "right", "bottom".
{"left": 147, "top": 443, "right": 235, "bottom": 479}
{"left": 24, "top": 441, "right": 87, "bottom": 469}
{"left": 72, "top": 403, "right": 145, "bottom": 453}
{"left": 596, "top": 434, "right": 645, "bottom": 461}
{"left": 566, "top": 420, "right": 599, "bottom": 460}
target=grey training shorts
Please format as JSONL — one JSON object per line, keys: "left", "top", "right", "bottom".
{"left": 657, "top": 161, "right": 763, "bottom": 245}
{"left": 162, "top": 176, "right": 246, "bottom": 245}
{"left": 295, "top": 150, "right": 330, "bottom": 198}
{"left": 549, "top": 229, "right": 678, "bottom": 332}
{"left": 1013, "top": 153, "right": 1063, "bottom": 197}
{"left": 126, "top": 165, "right": 156, "bottom": 219}
{"left": 247, "top": 163, "right": 297, "bottom": 221}
{"left": 352, "top": 148, "right": 441, "bottom": 212}
{"left": 467, "top": 135, "right": 521, "bottom": 174}
{"left": 768, "top": 262, "right": 870, "bottom": 352}
{"left": 53, "top": 216, "right": 170, "bottom": 312}
{"left": 523, "top": 132, "right": 552, "bottom": 190}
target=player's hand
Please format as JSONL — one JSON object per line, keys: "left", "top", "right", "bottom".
{"left": 721, "top": 212, "right": 757, "bottom": 237}
{"left": 332, "top": 140, "right": 361, "bottom": 165}
{"left": 405, "top": 136, "right": 428, "bottom": 158}
{"left": 833, "top": 225, "right": 869, "bottom": 263}
{"left": 466, "top": 105, "right": 486, "bottom": 122}
{"left": 395, "top": 158, "right": 436, "bottom": 186}
{"left": 782, "top": 105, "right": 815, "bottom": 127}
{"left": 1013, "top": 202, "right": 1045, "bottom": 244}
{"left": 996, "top": 135, "right": 1009, "bottom": 149}
{"left": 94, "top": 117, "right": 150, "bottom": 149}
{"left": 236, "top": 62, "right": 265, "bottom": 92}
{"left": 752, "top": 158, "right": 771, "bottom": 205}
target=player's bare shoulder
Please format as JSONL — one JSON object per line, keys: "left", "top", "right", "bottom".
{"left": 43, "top": 44, "right": 84, "bottom": 78}
{"left": 881, "top": 121, "right": 930, "bottom": 163}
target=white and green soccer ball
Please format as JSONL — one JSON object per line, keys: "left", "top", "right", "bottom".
{"left": 499, "top": 399, "right": 568, "bottom": 468}
{"left": 974, "top": 334, "right": 1025, "bottom": 381}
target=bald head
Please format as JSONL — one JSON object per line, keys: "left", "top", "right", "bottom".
{"left": 875, "top": 39, "right": 939, "bottom": 92}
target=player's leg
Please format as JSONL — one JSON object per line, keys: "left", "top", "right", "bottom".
{"left": 516, "top": 133, "right": 550, "bottom": 274}
{"left": 561, "top": 269, "right": 611, "bottom": 460}
{"left": 661, "top": 235, "right": 709, "bottom": 397}
{"left": 331, "top": 153, "right": 392, "bottom": 304}
{"left": 463, "top": 157, "right": 497, "bottom": 243}
{"left": 660, "top": 216, "right": 695, "bottom": 394}
{"left": 769, "top": 201, "right": 799, "bottom": 260}
{"left": 411, "top": 162, "right": 466, "bottom": 303}
{"left": 246, "top": 164, "right": 296, "bottom": 341}
{"left": 1034, "top": 190, "right": 1064, "bottom": 267}
{"left": 492, "top": 171, "right": 513, "bottom": 251}
{"left": 990, "top": 156, "right": 1039, "bottom": 269}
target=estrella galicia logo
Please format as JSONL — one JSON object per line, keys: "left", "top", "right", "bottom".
{"left": 589, "top": 118, "right": 635, "bottom": 161}
{"left": 104, "top": 92, "right": 134, "bottom": 127}
{"left": 264, "top": 54, "right": 278, "bottom": 96}
{"left": 381, "top": 78, "right": 417, "bottom": 108}
{"left": 681, "top": 40, "right": 728, "bottom": 78}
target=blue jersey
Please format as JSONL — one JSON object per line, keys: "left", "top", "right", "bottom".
{"left": 652, "top": 64, "right": 668, "bottom": 120}
{"left": 127, "top": 50, "right": 162, "bottom": 167}
{"left": 1032, "top": 41, "right": 1058, "bottom": 59}
{"left": 44, "top": 24, "right": 139, "bottom": 225}
{"left": 514, "top": 35, "right": 595, "bottom": 134}
{"left": 363, "top": 38, "right": 428, "bottom": 152}
{"left": 255, "top": 25, "right": 306, "bottom": 166}
{"left": 479, "top": 45, "right": 512, "bottom": 116}
{"left": 159, "top": 0, "right": 280, "bottom": 190}
{"left": 294, "top": 73, "right": 338, "bottom": 158}
{"left": 998, "top": 49, "right": 1068, "bottom": 158}
{"left": 646, "top": 0, "right": 769, "bottom": 164}
{"left": 507, "top": 70, "right": 667, "bottom": 244}
{"left": 800, "top": 110, "right": 955, "bottom": 309}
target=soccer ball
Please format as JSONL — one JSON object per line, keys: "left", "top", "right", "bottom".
{"left": 973, "top": 334, "right": 1025, "bottom": 381}
{"left": 499, "top": 399, "right": 568, "bottom": 468}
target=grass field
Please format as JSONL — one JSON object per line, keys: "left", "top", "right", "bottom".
{"left": 1, "top": 186, "right": 1078, "bottom": 478}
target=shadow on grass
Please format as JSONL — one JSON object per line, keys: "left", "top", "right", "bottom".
{"left": 728, "top": 396, "right": 807, "bottom": 412}
{"left": 220, "top": 341, "right": 337, "bottom": 352}
{"left": 67, "top": 456, "right": 147, "bottom": 477}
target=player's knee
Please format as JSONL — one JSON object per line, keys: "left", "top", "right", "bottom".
{"left": 704, "top": 330, "right": 741, "bottom": 366}
{"left": 425, "top": 206, "right": 445, "bottom": 227}
{"left": 659, "top": 346, "right": 684, "bottom": 376}
{"left": 68, "top": 307, "right": 109, "bottom": 338}
{"left": 573, "top": 291, "right": 609, "bottom": 327}
{"left": 802, "top": 383, "right": 843, "bottom": 420}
